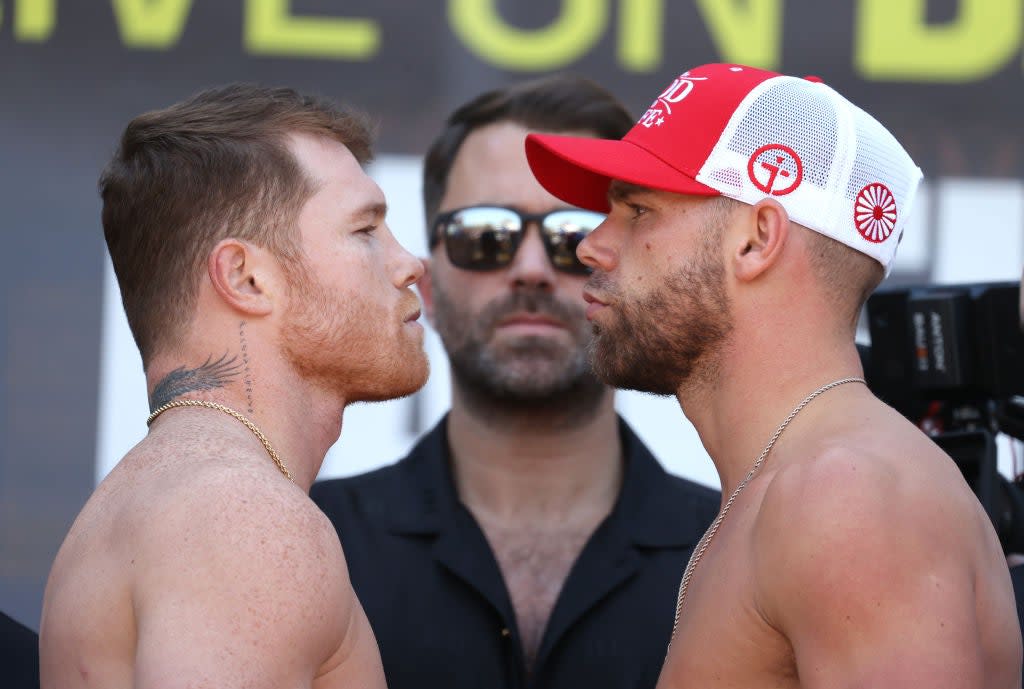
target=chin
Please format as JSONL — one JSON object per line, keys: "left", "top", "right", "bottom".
{"left": 353, "top": 353, "right": 430, "bottom": 403}
{"left": 396, "top": 355, "right": 430, "bottom": 397}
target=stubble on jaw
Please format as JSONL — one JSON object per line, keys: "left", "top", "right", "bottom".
{"left": 281, "top": 261, "right": 428, "bottom": 403}
{"left": 586, "top": 213, "right": 733, "bottom": 396}
{"left": 431, "top": 282, "right": 608, "bottom": 426}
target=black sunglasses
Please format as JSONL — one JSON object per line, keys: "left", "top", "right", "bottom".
{"left": 430, "top": 205, "right": 605, "bottom": 275}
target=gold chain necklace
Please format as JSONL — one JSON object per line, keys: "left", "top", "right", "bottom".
{"left": 668, "top": 377, "right": 865, "bottom": 646}
{"left": 146, "top": 399, "right": 294, "bottom": 483}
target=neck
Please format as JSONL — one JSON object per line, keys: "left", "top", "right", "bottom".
{"left": 254, "top": 369, "right": 348, "bottom": 489}
{"left": 447, "top": 386, "right": 623, "bottom": 526}
{"left": 145, "top": 340, "right": 348, "bottom": 491}
{"left": 677, "top": 318, "right": 864, "bottom": 496}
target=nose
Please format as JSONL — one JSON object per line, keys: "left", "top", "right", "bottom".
{"left": 396, "top": 246, "right": 426, "bottom": 289}
{"left": 577, "top": 219, "right": 615, "bottom": 273}
{"left": 507, "top": 222, "right": 556, "bottom": 291}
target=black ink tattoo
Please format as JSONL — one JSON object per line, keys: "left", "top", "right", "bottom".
{"left": 239, "top": 320, "right": 255, "bottom": 414}
{"left": 149, "top": 352, "right": 242, "bottom": 411}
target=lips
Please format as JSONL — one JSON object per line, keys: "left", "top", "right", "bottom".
{"left": 582, "top": 290, "right": 609, "bottom": 320}
{"left": 495, "top": 312, "right": 565, "bottom": 329}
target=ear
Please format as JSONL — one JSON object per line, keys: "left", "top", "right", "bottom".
{"left": 731, "top": 198, "right": 790, "bottom": 283}
{"left": 418, "top": 255, "right": 437, "bottom": 325}
{"left": 207, "top": 239, "right": 274, "bottom": 316}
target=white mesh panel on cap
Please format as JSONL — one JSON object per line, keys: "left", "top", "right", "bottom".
{"left": 696, "top": 74, "right": 922, "bottom": 275}
{"left": 839, "top": 105, "right": 923, "bottom": 271}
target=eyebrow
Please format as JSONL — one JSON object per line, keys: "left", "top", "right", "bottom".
{"left": 350, "top": 201, "right": 388, "bottom": 223}
{"left": 607, "top": 181, "right": 651, "bottom": 204}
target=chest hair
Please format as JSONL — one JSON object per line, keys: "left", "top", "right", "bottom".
{"left": 480, "top": 520, "right": 598, "bottom": 672}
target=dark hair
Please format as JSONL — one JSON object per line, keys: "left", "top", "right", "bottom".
{"left": 422, "top": 74, "right": 633, "bottom": 236}
{"left": 805, "top": 230, "right": 886, "bottom": 330}
{"left": 100, "top": 83, "right": 375, "bottom": 366}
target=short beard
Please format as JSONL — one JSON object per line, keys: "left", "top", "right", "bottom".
{"left": 281, "top": 258, "right": 428, "bottom": 402}
{"left": 588, "top": 233, "right": 733, "bottom": 396}
{"left": 280, "top": 258, "right": 349, "bottom": 388}
{"left": 431, "top": 282, "right": 607, "bottom": 423}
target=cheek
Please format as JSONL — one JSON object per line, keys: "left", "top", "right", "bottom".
{"left": 347, "top": 252, "right": 394, "bottom": 292}
{"left": 627, "top": 236, "right": 693, "bottom": 283}
{"left": 616, "top": 245, "right": 659, "bottom": 287}
{"left": 307, "top": 265, "right": 386, "bottom": 323}
{"left": 435, "top": 269, "right": 503, "bottom": 309}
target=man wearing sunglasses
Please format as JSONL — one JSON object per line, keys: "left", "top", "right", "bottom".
{"left": 311, "top": 75, "right": 719, "bottom": 689}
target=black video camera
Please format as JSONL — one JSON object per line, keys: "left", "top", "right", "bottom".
{"left": 863, "top": 281, "right": 1024, "bottom": 554}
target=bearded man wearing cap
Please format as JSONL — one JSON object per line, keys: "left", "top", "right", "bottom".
{"left": 527, "top": 63, "right": 1022, "bottom": 688}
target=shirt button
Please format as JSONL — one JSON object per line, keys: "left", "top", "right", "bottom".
{"left": 500, "top": 628, "right": 511, "bottom": 638}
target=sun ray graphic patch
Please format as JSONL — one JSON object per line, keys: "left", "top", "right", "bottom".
{"left": 854, "top": 182, "right": 897, "bottom": 243}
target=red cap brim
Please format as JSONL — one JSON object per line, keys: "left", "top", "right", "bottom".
{"left": 525, "top": 133, "right": 719, "bottom": 213}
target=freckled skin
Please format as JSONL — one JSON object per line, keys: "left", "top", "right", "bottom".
{"left": 41, "top": 433, "right": 387, "bottom": 689}
{"left": 40, "top": 133, "right": 418, "bottom": 689}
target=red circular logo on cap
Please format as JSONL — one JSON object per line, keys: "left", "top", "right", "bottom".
{"left": 747, "top": 144, "right": 802, "bottom": 196}
{"left": 854, "top": 182, "right": 897, "bottom": 243}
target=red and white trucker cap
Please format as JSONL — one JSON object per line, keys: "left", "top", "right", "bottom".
{"left": 525, "top": 63, "right": 923, "bottom": 275}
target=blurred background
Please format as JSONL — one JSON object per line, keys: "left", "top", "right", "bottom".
{"left": 2, "top": 0, "right": 1022, "bottom": 630}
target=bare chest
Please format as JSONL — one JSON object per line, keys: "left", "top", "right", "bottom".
{"left": 662, "top": 589, "right": 797, "bottom": 689}
{"left": 481, "top": 523, "right": 596, "bottom": 666}
{"left": 660, "top": 506, "right": 796, "bottom": 688}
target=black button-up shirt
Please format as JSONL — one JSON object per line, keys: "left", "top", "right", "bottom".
{"left": 311, "top": 416, "right": 719, "bottom": 689}
{"left": 0, "top": 611, "right": 39, "bottom": 689}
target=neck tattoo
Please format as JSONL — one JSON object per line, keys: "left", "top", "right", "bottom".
{"left": 668, "top": 376, "right": 866, "bottom": 647}
{"left": 146, "top": 399, "right": 294, "bottom": 483}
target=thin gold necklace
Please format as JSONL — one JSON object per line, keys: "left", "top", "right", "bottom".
{"left": 668, "top": 376, "right": 866, "bottom": 646}
{"left": 146, "top": 399, "right": 294, "bottom": 483}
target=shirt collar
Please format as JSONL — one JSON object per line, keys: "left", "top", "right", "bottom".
{"left": 386, "top": 414, "right": 717, "bottom": 549}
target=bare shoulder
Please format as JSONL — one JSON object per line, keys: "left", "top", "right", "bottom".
{"left": 131, "top": 464, "right": 360, "bottom": 687}
{"left": 749, "top": 419, "right": 1011, "bottom": 686}
{"left": 761, "top": 409, "right": 991, "bottom": 544}
{"left": 753, "top": 428, "right": 986, "bottom": 582}
{"left": 143, "top": 459, "right": 344, "bottom": 557}
{"left": 140, "top": 464, "right": 351, "bottom": 609}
